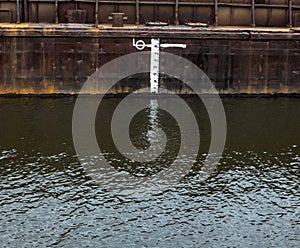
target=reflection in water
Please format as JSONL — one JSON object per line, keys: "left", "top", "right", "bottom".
{"left": 145, "top": 98, "right": 165, "bottom": 162}
{"left": 0, "top": 96, "right": 299, "bottom": 247}
{"left": 147, "top": 99, "right": 159, "bottom": 143}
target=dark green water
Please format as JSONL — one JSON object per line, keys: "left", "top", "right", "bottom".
{"left": 0, "top": 96, "right": 299, "bottom": 247}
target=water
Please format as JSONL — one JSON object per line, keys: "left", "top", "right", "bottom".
{"left": 0, "top": 96, "right": 299, "bottom": 247}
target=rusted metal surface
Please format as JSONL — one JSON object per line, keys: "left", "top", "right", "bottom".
{"left": 95, "top": 0, "right": 99, "bottom": 26}
{"left": 175, "top": 0, "right": 179, "bottom": 25}
{"left": 108, "top": 12, "right": 127, "bottom": 27}
{"left": 16, "top": 0, "right": 20, "bottom": 24}
{"left": 0, "top": 1, "right": 298, "bottom": 95}
{"left": 135, "top": 0, "right": 139, "bottom": 24}
{"left": 0, "top": 26, "right": 299, "bottom": 94}
{"left": 295, "top": 12, "right": 300, "bottom": 26}
{"left": 66, "top": 9, "right": 87, "bottom": 23}
{"left": 0, "top": 8, "right": 12, "bottom": 22}
{"left": 0, "top": 0, "right": 299, "bottom": 27}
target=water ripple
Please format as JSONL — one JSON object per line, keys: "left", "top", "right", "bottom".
{"left": 0, "top": 97, "right": 299, "bottom": 247}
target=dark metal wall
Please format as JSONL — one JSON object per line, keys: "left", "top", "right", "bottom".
{"left": 0, "top": 32, "right": 299, "bottom": 94}
{"left": 0, "top": 0, "right": 300, "bottom": 27}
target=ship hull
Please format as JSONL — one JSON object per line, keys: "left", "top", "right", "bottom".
{"left": 0, "top": 24, "right": 299, "bottom": 95}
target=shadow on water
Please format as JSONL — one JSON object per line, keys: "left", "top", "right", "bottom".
{"left": 0, "top": 96, "right": 299, "bottom": 247}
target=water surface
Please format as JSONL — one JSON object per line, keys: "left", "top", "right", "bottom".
{"left": 0, "top": 96, "right": 299, "bottom": 247}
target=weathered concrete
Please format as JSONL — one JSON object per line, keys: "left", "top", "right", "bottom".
{"left": 0, "top": 24, "right": 299, "bottom": 94}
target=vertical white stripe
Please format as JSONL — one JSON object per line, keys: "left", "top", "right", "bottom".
{"left": 150, "top": 38, "right": 160, "bottom": 93}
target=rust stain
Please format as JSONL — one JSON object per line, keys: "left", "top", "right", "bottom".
{"left": 262, "top": 85, "right": 269, "bottom": 94}
{"left": 279, "top": 85, "right": 289, "bottom": 94}
{"left": 43, "top": 85, "right": 56, "bottom": 94}
{"left": 0, "top": 27, "right": 299, "bottom": 95}
{"left": 246, "top": 85, "right": 253, "bottom": 94}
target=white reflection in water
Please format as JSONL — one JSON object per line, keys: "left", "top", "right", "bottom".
{"left": 146, "top": 99, "right": 160, "bottom": 148}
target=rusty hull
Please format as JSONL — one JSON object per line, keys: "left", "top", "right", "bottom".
{"left": 0, "top": 25, "right": 299, "bottom": 95}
